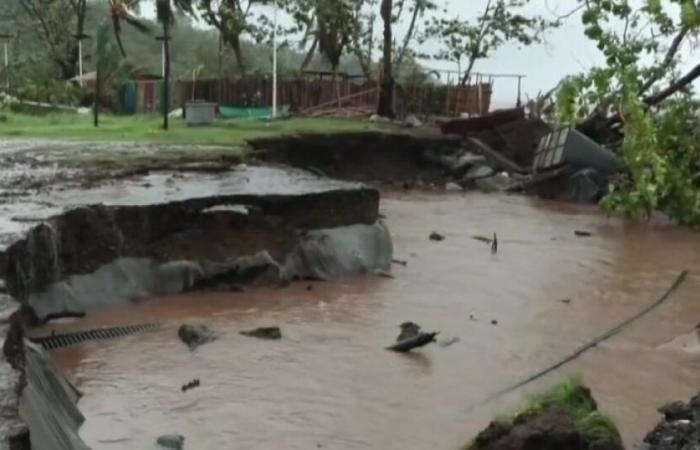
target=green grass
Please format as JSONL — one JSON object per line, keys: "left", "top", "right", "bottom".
{"left": 467, "top": 375, "right": 621, "bottom": 449}
{"left": 0, "top": 112, "right": 385, "bottom": 146}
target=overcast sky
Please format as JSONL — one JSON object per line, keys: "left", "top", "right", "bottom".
{"left": 142, "top": 0, "right": 694, "bottom": 108}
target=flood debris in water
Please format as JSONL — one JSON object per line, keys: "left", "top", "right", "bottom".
{"left": 575, "top": 230, "right": 594, "bottom": 237}
{"left": 178, "top": 324, "right": 218, "bottom": 350}
{"left": 387, "top": 322, "right": 439, "bottom": 352}
{"left": 429, "top": 231, "right": 445, "bottom": 241}
{"left": 391, "top": 258, "right": 408, "bottom": 267}
{"left": 644, "top": 391, "right": 700, "bottom": 450}
{"left": 468, "top": 376, "right": 623, "bottom": 450}
{"left": 157, "top": 433, "right": 185, "bottom": 450}
{"left": 396, "top": 321, "right": 421, "bottom": 341}
{"left": 491, "top": 233, "right": 498, "bottom": 254}
{"left": 181, "top": 379, "right": 200, "bottom": 392}
{"left": 240, "top": 326, "right": 282, "bottom": 340}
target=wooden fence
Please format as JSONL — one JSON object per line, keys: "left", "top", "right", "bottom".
{"left": 123, "top": 77, "right": 493, "bottom": 117}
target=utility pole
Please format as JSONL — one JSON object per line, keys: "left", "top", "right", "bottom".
{"left": 156, "top": 32, "right": 172, "bottom": 130}
{"left": 73, "top": 33, "right": 90, "bottom": 87}
{"left": 0, "top": 33, "right": 10, "bottom": 91}
{"left": 271, "top": 0, "right": 278, "bottom": 118}
{"left": 156, "top": 36, "right": 167, "bottom": 78}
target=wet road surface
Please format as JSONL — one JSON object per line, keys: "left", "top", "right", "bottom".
{"left": 46, "top": 192, "right": 700, "bottom": 449}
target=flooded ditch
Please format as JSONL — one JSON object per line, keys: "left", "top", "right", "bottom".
{"left": 1, "top": 136, "right": 700, "bottom": 449}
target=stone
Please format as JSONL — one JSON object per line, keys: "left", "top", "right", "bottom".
{"left": 404, "top": 114, "right": 423, "bottom": 128}
{"left": 475, "top": 172, "right": 513, "bottom": 192}
{"left": 445, "top": 182, "right": 463, "bottom": 191}
{"left": 658, "top": 401, "right": 692, "bottom": 421}
{"left": 157, "top": 434, "right": 185, "bottom": 450}
{"left": 240, "top": 326, "right": 282, "bottom": 340}
{"left": 437, "top": 151, "right": 487, "bottom": 175}
{"left": 178, "top": 324, "right": 218, "bottom": 350}
{"left": 369, "top": 114, "right": 391, "bottom": 123}
{"left": 461, "top": 164, "right": 495, "bottom": 183}
{"left": 429, "top": 231, "right": 445, "bottom": 241}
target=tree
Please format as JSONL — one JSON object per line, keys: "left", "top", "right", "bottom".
{"left": 556, "top": 0, "right": 700, "bottom": 225}
{"left": 155, "top": 0, "right": 195, "bottom": 130}
{"left": 197, "top": 0, "right": 265, "bottom": 73}
{"left": 17, "top": 0, "right": 87, "bottom": 79}
{"left": 93, "top": 21, "right": 138, "bottom": 126}
{"left": 429, "top": 0, "right": 557, "bottom": 85}
{"left": 376, "top": 0, "right": 393, "bottom": 117}
{"left": 109, "top": 0, "right": 151, "bottom": 57}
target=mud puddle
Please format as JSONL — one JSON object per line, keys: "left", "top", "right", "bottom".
{"left": 47, "top": 192, "right": 700, "bottom": 449}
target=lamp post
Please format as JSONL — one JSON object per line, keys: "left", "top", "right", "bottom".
{"left": 73, "top": 33, "right": 90, "bottom": 86}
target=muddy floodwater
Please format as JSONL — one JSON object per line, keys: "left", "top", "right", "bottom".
{"left": 45, "top": 192, "right": 700, "bottom": 450}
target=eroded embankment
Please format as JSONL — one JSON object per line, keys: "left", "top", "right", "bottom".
{"left": 0, "top": 162, "right": 393, "bottom": 449}
{"left": 249, "top": 132, "right": 464, "bottom": 186}
{"left": 1, "top": 166, "right": 391, "bottom": 324}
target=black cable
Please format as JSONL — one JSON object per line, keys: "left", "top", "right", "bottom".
{"left": 476, "top": 269, "right": 689, "bottom": 407}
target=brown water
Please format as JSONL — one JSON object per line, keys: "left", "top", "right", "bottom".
{"left": 45, "top": 192, "right": 700, "bottom": 450}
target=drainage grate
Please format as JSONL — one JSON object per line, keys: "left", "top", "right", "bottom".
{"left": 31, "top": 323, "right": 160, "bottom": 350}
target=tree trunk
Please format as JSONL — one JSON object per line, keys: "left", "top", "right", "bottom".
{"left": 395, "top": 0, "right": 421, "bottom": 73}
{"left": 377, "top": 0, "right": 394, "bottom": 118}
{"left": 163, "top": 21, "right": 170, "bottom": 131}
{"left": 231, "top": 33, "right": 246, "bottom": 75}
{"left": 93, "top": 63, "right": 100, "bottom": 127}
{"left": 333, "top": 66, "right": 341, "bottom": 108}
{"left": 301, "top": 35, "right": 319, "bottom": 72}
{"left": 460, "top": 56, "right": 476, "bottom": 86}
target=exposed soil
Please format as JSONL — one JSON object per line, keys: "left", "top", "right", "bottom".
{"left": 470, "top": 386, "right": 623, "bottom": 450}
{"left": 249, "top": 132, "right": 463, "bottom": 186}
{"left": 470, "top": 408, "right": 621, "bottom": 450}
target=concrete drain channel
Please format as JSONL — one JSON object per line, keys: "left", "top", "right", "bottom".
{"left": 30, "top": 323, "right": 160, "bottom": 350}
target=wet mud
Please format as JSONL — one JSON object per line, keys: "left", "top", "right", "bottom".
{"left": 42, "top": 192, "right": 700, "bottom": 450}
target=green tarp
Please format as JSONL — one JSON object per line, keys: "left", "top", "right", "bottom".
{"left": 218, "top": 105, "right": 289, "bottom": 119}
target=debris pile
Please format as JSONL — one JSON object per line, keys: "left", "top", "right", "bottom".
{"left": 437, "top": 107, "right": 619, "bottom": 203}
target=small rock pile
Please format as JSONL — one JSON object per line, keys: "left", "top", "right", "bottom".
{"left": 644, "top": 393, "right": 700, "bottom": 450}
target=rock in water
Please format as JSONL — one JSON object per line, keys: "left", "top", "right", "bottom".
{"left": 240, "top": 326, "right": 282, "bottom": 340}
{"left": 404, "top": 114, "right": 423, "bottom": 128}
{"left": 396, "top": 321, "right": 421, "bottom": 341}
{"left": 387, "top": 331, "right": 439, "bottom": 352}
{"left": 178, "top": 324, "right": 218, "bottom": 350}
{"left": 157, "top": 434, "right": 185, "bottom": 450}
{"left": 429, "top": 232, "right": 445, "bottom": 241}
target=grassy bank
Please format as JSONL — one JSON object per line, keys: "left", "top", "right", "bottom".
{"left": 0, "top": 112, "right": 384, "bottom": 146}
{"left": 467, "top": 375, "right": 622, "bottom": 450}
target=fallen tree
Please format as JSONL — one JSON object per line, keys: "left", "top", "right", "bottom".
{"left": 557, "top": 0, "right": 700, "bottom": 225}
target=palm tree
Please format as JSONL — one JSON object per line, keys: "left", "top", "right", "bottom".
{"left": 377, "top": 0, "right": 394, "bottom": 118}
{"left": 108, "top": 0, "right": 151, "bottom": 57}
{"left": 155, "top": 0, "right": 194, "bottom": 130}
{"left": 316, "top": 0, "right": 352, "bottom": 107}
{"left": 93, "top": 21, "right": 139, "bottom": 127}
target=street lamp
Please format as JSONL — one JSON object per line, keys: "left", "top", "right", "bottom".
{"left": 73, "top": 33, "right": 90, "bottom": 86}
